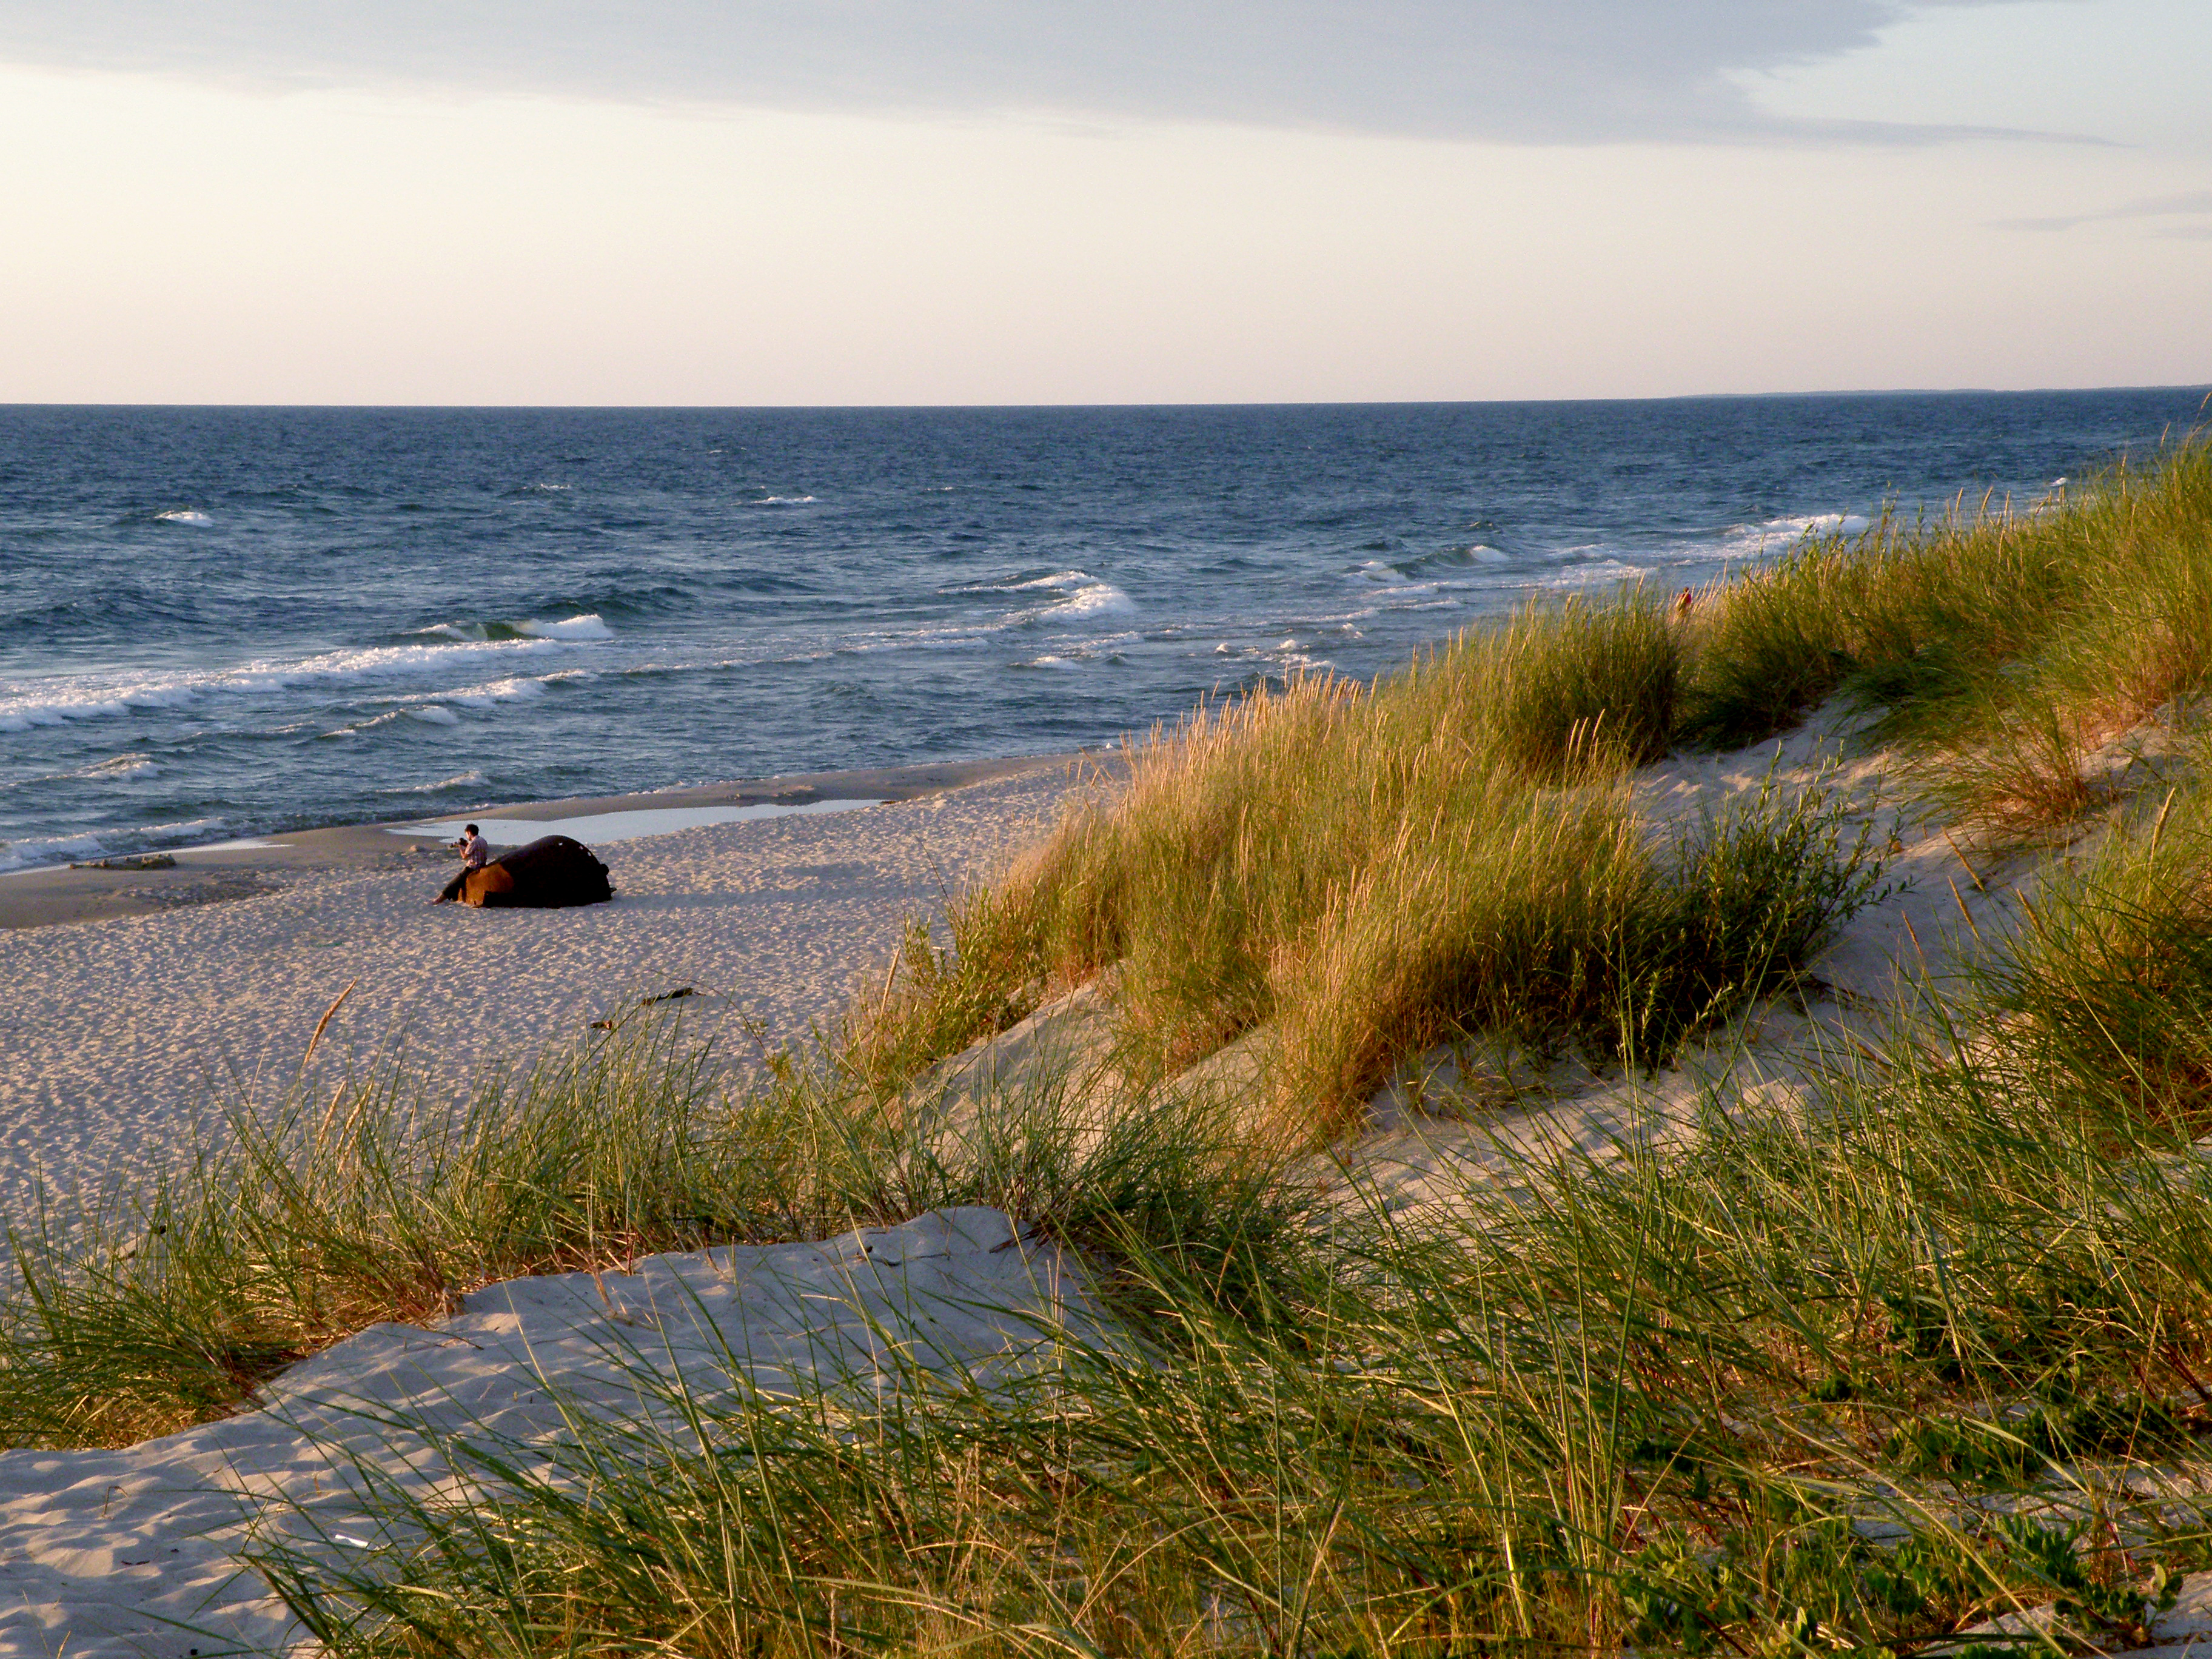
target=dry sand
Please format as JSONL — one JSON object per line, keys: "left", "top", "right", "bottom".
{"left": 0, "top": 756, "right": 1091, "bottom": 1226}
{"left": 0, "top": 1206, "right": 1110, "bottom": 1658}
{"left": 0, "top": 754, "right": 1111, "bottom": 1656}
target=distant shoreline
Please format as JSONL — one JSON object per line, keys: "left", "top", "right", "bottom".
{"left": 0, "top": 750, "right": 1080, "bottom": 931}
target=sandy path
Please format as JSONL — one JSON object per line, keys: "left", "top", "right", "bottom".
{"left": 0, "top": 764, "right": 1084, "bottom": 1225}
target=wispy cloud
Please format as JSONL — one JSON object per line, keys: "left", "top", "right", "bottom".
{"left": 0, "top": 0, "right": 2074, "bottom": 146}
{"left": 1997, "top": 188, "right": 2212, "bottom": 232}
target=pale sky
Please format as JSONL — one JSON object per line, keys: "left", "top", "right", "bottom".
{"left": 1, "top": 1, "right": 2206, "bottom": 404}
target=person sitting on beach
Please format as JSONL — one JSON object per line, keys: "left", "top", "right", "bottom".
{"left": 455, "top": 824, "right": 490, "bottom": 870}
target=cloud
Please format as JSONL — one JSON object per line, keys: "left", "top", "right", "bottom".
{"left": 1997, "top": 187, "right": 2212, "bottom": 232}
{"left": 0, "top": 0, "right": 2060, "bottom": 145}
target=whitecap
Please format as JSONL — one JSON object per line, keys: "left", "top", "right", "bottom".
{"left": 0, "top": 628, "right": 608, "bottom": 732}
{"left": 1535, "top": 560, "right": 1651, "bottom": 589}
{"left": 746, "top": 495, "right": 818, "bottom": 506}
{"left": 155, "top": 508, "right": 210, "bottom": 525}
{"left": 1020, "top": 655, "right": 1084, "bottom": 672}
{"left": 0, "top": 833, "right": 110, "bottom": 874}
{"left": 83, "top": 755, "right": 159, "bottom": 779}
{"left": 1038, "top": 582, "right": 1136, "bottom": 622}
{"left": 407, "top": 706, "right": 461, "bottom": 726}
{"left": 447, "top": 676, "right": 552, "bottom": 709}
{"left": 139, "top": 816, "right": 229, "bottom": 840}
{"left": 517, "top": 614, "right": 614, "bottom": 641}
{"left": 385, "top": 769, "right": 489, "bottom": 794}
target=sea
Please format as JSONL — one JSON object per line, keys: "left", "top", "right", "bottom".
{"left": 2, "top": 390, "right": 2206, "bottom": 874}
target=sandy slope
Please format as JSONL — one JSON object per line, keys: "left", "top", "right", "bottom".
{"left": 0, "top": 1207, "right": 1105, "bottom": 1659}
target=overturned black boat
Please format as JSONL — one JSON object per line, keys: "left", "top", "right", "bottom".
{"left": 436, "top": 835, "right": 614, "bottom": 909}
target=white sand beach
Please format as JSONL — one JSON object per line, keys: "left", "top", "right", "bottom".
{"left": 0, "top": 758, "right": 1090, "bottom": 1227}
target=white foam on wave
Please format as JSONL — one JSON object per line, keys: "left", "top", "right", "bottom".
{"left": 154, "top": 508, "right": 210, "bottom": 525}
{"left": 82, "top": 755, "right": 159, "bottom": 779}
{"left": 407, "top": 706, "right": 460, "bottom": 726}
{"left": 385, "top": 769, "right": 489, "bottom": 795}
{"left": 746, "top": 495, "right": 818, "bottom": 506}
{"left": 988, "top": 569, "right": 1137, "bottom": 619}
{"left": 139, "top": 815, "right": 230, "bottom": 842}
{"left": 0, "top": 626, "right": 613, "bottom": 732}
{"left": 1710, "top": 512, "right": 1871, "bottom": 557}
{"left": 447, "top": 676, "right": 551, "bottom": 709}
{"left": 1036, "top": 581, "right": 1134, "bottom": 622}
{"left": 518, "top": 614, "right": 614, "bottom": 641}
{"left": 1003, "top": 569, "right": 1091, "bottom": 593}
{"left": 1020, "top": 655, "right": 1084, "bottom": 671}
{"left": 0, "top": 833, "right": 109, "bottom": 875}
{"left": 1534, "top": 559, "right": 1651, "bottom": 589}
{"left": 0, "top": 817, "right": 242, "bottom": 876}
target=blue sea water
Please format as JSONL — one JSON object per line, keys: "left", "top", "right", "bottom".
{"left": 1, "top": 391, "right": 2206, "bottom": 873}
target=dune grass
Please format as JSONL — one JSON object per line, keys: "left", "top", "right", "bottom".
{"left": 854, "top": 594, "right": 1882, "bottom": 1131}
{"left": 0, "top": 1014, "right": 1287, "bottom": 1450}
{"left": 1679, "top": 438, "right": 2212, "bottom": 840}
{"left": 851, "top": 437, "right": 2212, "bottom": 1128}
{"left": 247, "top": 1008, "right": 2212, "bottom": 1657}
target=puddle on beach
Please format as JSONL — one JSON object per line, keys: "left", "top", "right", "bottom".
{"left": 393, "top": 799, "right": 886, "bottom": 846}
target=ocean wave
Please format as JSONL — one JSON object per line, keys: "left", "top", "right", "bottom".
{"left": 406, "top": 706, "right": 461, "bottom": 726}
{"left": 0, "top": 816, "right": 241, "bottom": 876}
{"left": 384, "top": 769, "right": 489, "bottom": 794}
{"left": 0, "top": 832, "right": 110, "bottom": 874}
{"left": 745, "top": 495, "right": 818, "bottom": 506}
{"left": 447, "top": 675, "right": 552, "bottom": 708}
{"left": 1038, "top": 582, "right": 1135, "bottom": 621}
{"left": 1350, "top": 545, "right": 1510, "bottom": 586}
{"left": 84, "top": 755, "right": 159, "bottom": 779}
{"left": 154, "top": 508, "right": 211, "bottom": 525}
{"left": 1533, "top": 560, "right": 1651, "bottom": 589}
{"left": 519, "top": 614, "right": 614, "bottom": 640}
{"left": 1701, "top": 512, "right": 1871, "bottom": 560}
{"left": 955, "top": 569, "right": 1137, "bottom": 622}
{"left": 0, "top": 628, "right": 611, "bottom": 732}
{"left": 417, "top": 613, "right": 614, "bottom": 643}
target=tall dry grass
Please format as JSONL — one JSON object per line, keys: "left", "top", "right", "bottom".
{"left": 252, "top": 1021, "right": 2212, "bottom": 1657}
{"left": 1680, "top": 435, "right": 2212, "bottom": 840}
{"left": 859, "top": 591, "right": 1876, "bottom": 1130}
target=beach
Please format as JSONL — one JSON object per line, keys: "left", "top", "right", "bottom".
{"left": 0, "top": 754, "right": 1091, "bottom": 1225}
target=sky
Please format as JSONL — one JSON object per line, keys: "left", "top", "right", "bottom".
{"left": 0, "top": 1, "right": 2206, "bottom": 404}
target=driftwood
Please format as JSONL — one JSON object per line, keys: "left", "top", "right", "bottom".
{"left": 436, "top": 836, "right": 614, "bottom": 909}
